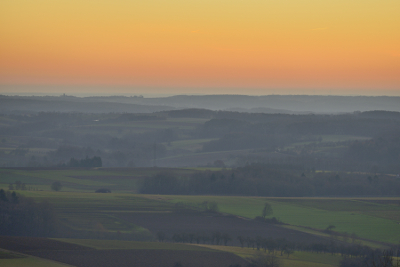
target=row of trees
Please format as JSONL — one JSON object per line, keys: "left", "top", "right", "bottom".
{"left": 340, "top": 250, "right": 400, "bottom": 267}
{"left": 167, "top": 232, "right": 233, "bottom": 246}
{"left": 229, "top": 250, "right": 400, "bottom": 267}
{"left": 161, "top": 231, "right": 399, "bottom": 267}
{"left": 9, "top": 181, "right": 26, "bottom": 190}
{"left": 140, "top": 165, "right": 400, "bottom": 197}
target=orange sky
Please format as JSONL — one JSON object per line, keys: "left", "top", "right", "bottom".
{"left": 0, "top": 0, "right": 399, "bottom": 95}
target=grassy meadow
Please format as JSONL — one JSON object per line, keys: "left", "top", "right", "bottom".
{"left": 1, "top": 167, "right": 399, "bottom": 246}
{"left": 10, "top": 188, "right": 400, "bottom": 245}
{"left": 0, "top": 167, "right": 193, "bottom": 192}
{"left": 0, "top": 168, "right": 400, "bottom": 267}
{"left": 160, "top": 195, "right": 400, "bottom": 244}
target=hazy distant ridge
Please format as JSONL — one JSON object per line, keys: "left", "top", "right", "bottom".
{"left": 0, "top": 96, "right": 176, "bottom": 113}
{"left": 1, "top": 95, "right": 399, "bottom": 113}
{"left": 143, "top": 95, "right": 400, "bottom": 113}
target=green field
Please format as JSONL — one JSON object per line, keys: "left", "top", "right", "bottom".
{"left": 4, "top": 185, "right": 400, "bottom": 245}
{"left": 12, "top": 190, "right": 400, "bottom": 245}
{"left": 2, "top": 167, "right": 399, "bottom": 245}
{"left": 0, "top": 168, "right": 194, "bottom": 192}
{"left": 156, "top": 195, "right": 400, "bottom": 244}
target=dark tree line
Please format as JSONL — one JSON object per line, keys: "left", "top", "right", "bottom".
{"left": 0, "top": 189, "right": 56, "bottom": 237}
{"left": 9, "top": 181, "right": 26, "bottom": 190}
{"left": 158, "top": 231, "right": 233, "bottom": 246}
{"left": 163, "top": 231, "right": 400, "bottom": 267}
{"left": 140, "top": 165, "right": 400, "bottom": 197}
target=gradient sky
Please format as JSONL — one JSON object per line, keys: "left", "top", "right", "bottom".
{"left": 1, "top": 0, "right": 399, "bottom": 95}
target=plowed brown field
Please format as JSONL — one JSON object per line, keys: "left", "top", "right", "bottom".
{"left": 0, "top": 236, "right": 248, "bottom": 267}
{"left": 30, "top": 249, "right": 249, "bottom": 267}
{"left": 0, "top": 236, "right": 93, "bottom": 252}
{"left": 118, "top": 211, "right": 329, "bottom": 245}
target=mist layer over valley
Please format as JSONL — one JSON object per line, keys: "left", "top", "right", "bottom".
{"left": 1, "top": 94, "right": 399, "bottom": 267}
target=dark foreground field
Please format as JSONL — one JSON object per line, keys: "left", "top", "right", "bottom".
{"left": 30, "top": 249, "right": 248, "bottom": 267}
{"left": 0, "top": 236, "right": 248, "bottom": 267}
{"left": 0, "top": 236, "right": 93, "bottom": 252}
{"left": 119, "top": 211, "right": 329, "bottom": 245}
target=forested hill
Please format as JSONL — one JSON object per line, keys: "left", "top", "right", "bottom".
{"left": 0, "top": 95, "right": 176, "bottom": 114}
{"left": 0, "top": 108, "right": 399, "bottom": 172}
{"left": 139, "top": 95, "right": 400, "bottom": 113}
{"left": 1, "top": 94, "right": 399, "bottom": 114}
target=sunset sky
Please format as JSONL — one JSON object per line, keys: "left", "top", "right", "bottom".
{"left": 1, "top": 0, "right": 399, "bottom": 95}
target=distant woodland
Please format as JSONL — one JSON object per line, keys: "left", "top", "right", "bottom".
{"left": 1, "top": 95, "right": 400, "bottom": 200}
{"left": 2, "top": 94, "right": 400, "bottom": 113}
{"left": 0, "top": 105, "right": 399, "bottom": 174}
{"left": 140, "top": 165, "right": 400, "bottom": 197}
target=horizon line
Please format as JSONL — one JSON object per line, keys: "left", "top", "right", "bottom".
{"left": 1, "top": 92, "right": 400, "bottom": 98}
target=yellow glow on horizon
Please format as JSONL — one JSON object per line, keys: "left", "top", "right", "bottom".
{"left": 1, "top": 0, "right": 399, "bottom": 94}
